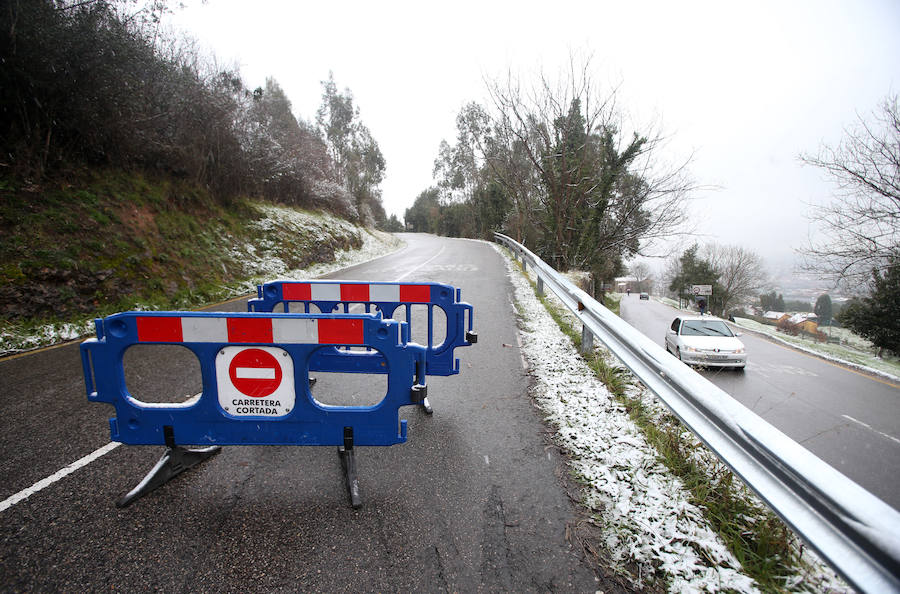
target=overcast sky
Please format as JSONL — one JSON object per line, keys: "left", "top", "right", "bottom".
{"left": 165, "top": 0, "right": 899, "bottom": 271}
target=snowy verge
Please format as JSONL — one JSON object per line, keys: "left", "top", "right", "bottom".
{"left": 494, "top": 244, "right": 849, "bottom": 593}
{"left": 731, "top": 317, "right": 900, "bottom": 383}
{"left": 0, "top": 205, "right": 403, "bottom": 357}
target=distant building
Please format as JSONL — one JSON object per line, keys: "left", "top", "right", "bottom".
{"left": 763, "top": 311, "right": 788, "bottom": 324}
{"left": 787, "top": 312, "right": 819, "bottom": 334}
{"left": 615, "top": 276, "right": 638, "bottom": 293}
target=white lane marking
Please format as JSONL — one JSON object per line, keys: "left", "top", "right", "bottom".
{"left": 0, "top": 441, "right": 121, "bottom": 513}
{"left": 842, "top": 415, "right": 900, "bottom": 446}
{"left": 484, "top": 455, "right": 490, "bottom": 466}
{"left": 343, "top": 245, "right": 447, "bottom": 316}
{"left": 394, "top": 245, "right": 446, "bottom": 281}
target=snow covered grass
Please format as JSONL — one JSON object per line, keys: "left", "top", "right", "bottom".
{"left": 731, "top": 317, "right": 900, "bottom": 382}
{"left": 0, "top": 204, "right": 402, "bottom": 357}
{"left": 496, "top": 245, "right": 849, "bottom": 593}
{"left": 221, "top": 203, "right": 402, "bottom": 298}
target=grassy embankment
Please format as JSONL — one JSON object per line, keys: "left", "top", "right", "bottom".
{"left": 0, "top": 170, "right": 395, "bottom": 355}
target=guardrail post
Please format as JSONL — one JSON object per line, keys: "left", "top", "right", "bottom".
{"left": 536, "top": 276, "right": 544, "bottom": 296}
{"left": 580, "top": 324, "right": 593, "bottom": 354}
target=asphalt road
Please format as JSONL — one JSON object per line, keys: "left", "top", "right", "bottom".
{"left": 620, "top": 295, "right": 900, "bottom": 510}
{"left": 0, "top": 234, "right": 617, "bottom": 593}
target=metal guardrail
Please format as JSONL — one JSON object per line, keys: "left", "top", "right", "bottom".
{"left": 494, "top": 233, "right": 900, "bottom": 593}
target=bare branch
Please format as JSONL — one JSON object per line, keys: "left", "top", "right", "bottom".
{"left": 799, "top": 94, "right": 900, "bottom": 287}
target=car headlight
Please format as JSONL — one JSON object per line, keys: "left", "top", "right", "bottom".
{"left": 734, "top": 348, "right": 745, "bottom": 354}
{"left": 683, "top": 345, "right": 700, "bottom": 353}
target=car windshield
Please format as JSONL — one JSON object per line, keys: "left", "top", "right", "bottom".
{"left": 680, "top": 320, "right": 734, "bottom": 337}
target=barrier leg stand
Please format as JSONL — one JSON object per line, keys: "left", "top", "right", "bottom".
{"left": 413, "top": 362, "right": 432, "bottom": 415}
{"left": 116, "top": 426, "right": 221, "bottom": 508}
{"left": 338, "top": 427, "right": 362, "bottom": 509}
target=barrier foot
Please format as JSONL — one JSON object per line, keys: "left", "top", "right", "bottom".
{"left": 421, "top": 396, "right": 434, "bottom": 415}
{"left": 339, "top": 427, "right": 362, "bottom": 509}
{"left": 116, "top": 430, "right": 221, "bottom": 508}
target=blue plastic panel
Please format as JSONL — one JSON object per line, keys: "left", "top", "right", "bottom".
{"left": 80, "top": 311, "right": 427, "bottom": 447}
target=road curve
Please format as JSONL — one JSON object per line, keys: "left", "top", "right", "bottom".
{"left": 620, "top": 295, "right": 900, "bottom": 510}
{"left": 0, "top": 234, "right": 614, "bottom": 593}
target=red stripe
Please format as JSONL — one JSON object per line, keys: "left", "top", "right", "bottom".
{"left": 282, "top": 283, "right": 311, "bottom": 300}
{"left": 136, "top": 316, "right": 183, "bottom": 342}
{"left": 400, "top": 284, "right": 432, "bottom": 303}
{"left": 318, "top": 318, "right": 364, "bottom": 344}
{"left": 340, "top": 283, "right": 369, "bottom": 301}
{"left": 227, "top": 317, "right": 273, "bottom": 343}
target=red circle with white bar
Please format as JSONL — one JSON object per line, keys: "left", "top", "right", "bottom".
{"left": 228, "top": 348, "right": 282, "bottom": 397}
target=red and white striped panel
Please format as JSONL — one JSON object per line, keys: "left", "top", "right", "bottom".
{"left": 281, "top": 282, "right": 432, "bottom": 303}
{"left": 135, "top": 316, "right": 365, "bottom": 344}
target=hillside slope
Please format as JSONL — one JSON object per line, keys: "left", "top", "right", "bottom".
{"left": 0, "top": 171, "right": 401, "bottom": 355}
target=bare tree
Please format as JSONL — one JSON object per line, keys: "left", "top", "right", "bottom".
{"left": 628, "top": 261, "right": 653, "bottom": 293}
{"left": 661, "top": 252, "right": 683, "bottom": 299}
{"left": 703, "top": 244, "right": 768, "bottom": 315}
{"left": 800, "top": 94, "right": 900, "bottom": 286}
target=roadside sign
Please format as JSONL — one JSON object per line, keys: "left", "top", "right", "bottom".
{"left": 215, "top": 346, "right": 295, "bottom": 417}
{"left": 692, "top": 284, "right": 713, "bottom": 296}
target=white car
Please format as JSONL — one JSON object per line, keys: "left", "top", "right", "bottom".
{"left": 665, "top": 316, "right": 747, "bottom": 370}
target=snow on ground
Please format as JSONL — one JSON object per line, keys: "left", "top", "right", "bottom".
{"left": 731, "top": 317, "right": 900, "bottom": 382}
{"left": 228, "top": 204, "right": 402, "bottom": 296}
{"left": 0, "top": 205, "right": 403, "bottom": 356}
{"left": 495, "top": 245, "right": 849, "bottom": 593}
{"left": 496, "top": 246, "right": 757, "bottom": 592}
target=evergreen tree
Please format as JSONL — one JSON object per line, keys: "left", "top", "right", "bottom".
{"left": 379, "top": 214, "right": 404, "bottom": 233}
{"left": 839, "top": 260, "right": 900, "bottom": 356}
{"left": 759, "top": 290, "right": 786, "bottom": 311}
{"left": 316, "top": 73, "right": 386, "bottom": 226}
{"left": 668, "top": 245, "right": 720, "bottom": 312}
{"left": 814, "top": 294, "right": 833, "bottom": 326}
{"left": 404, "top": 188, "right": 441, "bottom": 233}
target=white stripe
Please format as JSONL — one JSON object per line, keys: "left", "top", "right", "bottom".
{"left": 395, "top": 246, "right": 445, "bottom": 281}
{"left": 272, "top": 318, "right": 318, "bottom": 343}
{"left": 182, "top": 317, "right": 228, "bottom": 342}
{"left": 310, "top": 283, "right": 341, "bottom": 301}
{"left": 236, "top": 367, "right": 276, "bottom": 379}
{"left": 370, "top": 284, "right": 400, "bottom": 302}
{"left": 842, "top": 415, "right": 900, "bottom": 446}
{"left": 0, "top": 442, "right": 121, "bottom": 513}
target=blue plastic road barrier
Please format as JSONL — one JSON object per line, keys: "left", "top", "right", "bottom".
{"left": 247, "top": 280, "right": 477, "bottom": 377}
{"left": 80, "top": 311, "right": 429, "bottom": 508}
{"left": 81, "top": 311, "right": 427, "bottom": 447}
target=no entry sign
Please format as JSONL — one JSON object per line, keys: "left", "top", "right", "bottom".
{"left": 229, "top": 348, "right": 282, "bottom": 397}
{"left": 215, "top": 346, "right": 295, "bottom": 417}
